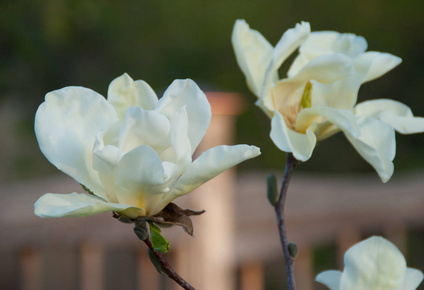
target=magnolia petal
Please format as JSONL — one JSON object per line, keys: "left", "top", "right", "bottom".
{"left": 311, "top": 76, "right": 362, "bottom": 110}
{"left": 292, "top": 53, "right": 353, "bottom": 84}
{"left": 155, "top": 79, "right": 211, "bottom": 154}
{"left": 107, "top": 73, "right": 158, "bottom": 121}
{"left": 115, "top": 145, "right": 168, "bottom": 215}
{"left": 34, "top": 86, "right": 118, "bottom": 200}
{"left": 92, "top": 133, "right": 123, "bottom": 203}
{"left": 302, "top": 31, "right": 367, "bottom": 58}
{"left": 354, "top": 52, "right": 402, "bottom": 83}
{"left": 255, "top": 96, "right": 274, "bottom": 118}
{"left": 169, "top": 145, "right": 261, "bottom": 198}
{"left": 270, "top": 111, "right": 317, "bottom": 161}
{"left": 296, "top": 106, "right": 359, "bottom": 140}
{"left": 34, "top": 192, "right": 145, "bottom": 219}
{"left": 402, "top": 268, "right": 424, "bottom": 290}
{"left": 169, "top": 106, "right": 192, "bottom": 164}
{"left": 315, "top": 270, "right": 342, "bottom": 290}
{"left": 118, "top": 106, "right": 171, "bottom": 153}
{"left": 355, "top": 99, "right": 424, "bottom": 134}
{"left": 263, "top": 22, "right": 310, "bottom": 90}
{"left": 344, "top": 117, "right": 395, "bottom": 183}
{"left": 340, "top": 236, "right": 406, "bottom": 290}
{"left": 289, "top": 31, "right": 367, "bottom": 76}
{"left": 312, "top": 121, "right": 341, "bottom": 141}
{"left": 270, "top": 79, "right": 304, "bottom": 115}
{"left": 232, "top": 19, "right": 274, "bottom": 96}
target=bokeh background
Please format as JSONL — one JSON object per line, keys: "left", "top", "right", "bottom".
{"left": 1, "top": 0, "right": 424, "bottom": 289}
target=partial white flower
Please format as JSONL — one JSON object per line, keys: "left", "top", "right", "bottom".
{"left": 34, "top": 73, "right": 260, "bottom": 219}
{"left": 316, "top": 236, "right": 423, "bottom": 290}
{"left": 232, "top": 20, "right": 424, "bottom": 182}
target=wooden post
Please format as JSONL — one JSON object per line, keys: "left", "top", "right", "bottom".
{"left": 294, "top": 244, "right": 313, "bottom": 290}
{"left": 240, "top": 261, "right": 264, "bottom": 290}
{"left": 137, "top": 247, "right": 161, "bottom": 290}
{"left": 337, "top": 227, "right": 361, "bottom": 268}
{"left": 20, "top": 248, "right": 42, "bottom": 290}
{"left": 80, "top": 242, "right": 104, "bottom": 290}
{"left": 176, "top": 92, "right": 245, "bottom": 290}
{"left": 384, "top": 222, "right": 407, "bottom": 253}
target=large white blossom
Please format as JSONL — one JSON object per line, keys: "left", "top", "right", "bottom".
{"left": 34, "top": 74, "right": 260, "bottom": 218}
{"left": 316, "top": 236, "right": 423, "bottom": 290}
{"left": 232, "top": 20, "right": 424, "bottom": 182}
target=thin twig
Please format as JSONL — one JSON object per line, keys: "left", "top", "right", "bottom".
{"left": 274, "top": 153, "right": 298, "bottom": 290}
{"left": 142, "top": 236, "right": 195, "bottom": 290}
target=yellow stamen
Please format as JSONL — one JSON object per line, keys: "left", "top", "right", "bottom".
{"left": 300, "top": 81, "right": 313, "bottom": 109}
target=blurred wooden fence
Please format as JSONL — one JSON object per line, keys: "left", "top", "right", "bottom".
{"left": 1, "top": 92, "right": 424, "bottom": 289}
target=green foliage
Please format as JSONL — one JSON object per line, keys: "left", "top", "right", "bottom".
{"left": 149, "top": 223, "right": 170, "bottom": 253}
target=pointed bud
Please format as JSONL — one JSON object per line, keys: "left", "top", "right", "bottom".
{"left": 267, "top": 174, "right": 279, "bottom": 206}
{"left": 134, "top": 220, "right": 149, "bottom": 240}
{"left": 118, "top": 216, "right": 133, "bottom": 224}
{"left": 288, "top": 242, "right": 298, "bottom": 259}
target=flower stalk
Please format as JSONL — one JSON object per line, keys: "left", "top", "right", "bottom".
{"left": 274, "top": 153, "right": 298, "bottom": 290}
{"left": 134, "top": 221, "right": 195, "bottom": 290}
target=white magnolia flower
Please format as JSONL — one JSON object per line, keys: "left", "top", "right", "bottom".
{"left": 34, "top": 73, "right": 260, "bottom": 219}
{"left": 316, "top": 236, "right": 423, "bottom": 290}
{"left": 232, "top": 20, "right": 424, "bottom": 182}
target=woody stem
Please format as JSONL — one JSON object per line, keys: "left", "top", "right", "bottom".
{"left": 274, "top": 153, "right": 298, "bottom": 290}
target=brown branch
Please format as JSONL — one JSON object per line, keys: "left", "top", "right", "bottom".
{"left": 274, "top": 153, "right": 298, "bottom": 290}
{"left": 142, "top": 234, "right": 195, "bottom": 290}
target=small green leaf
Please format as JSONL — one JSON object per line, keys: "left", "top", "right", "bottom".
{"left": 267, "top": 174, "right": 279, "bottom": 206}
{"left": 149, "top": 223, "right": 170, "bottom": 253}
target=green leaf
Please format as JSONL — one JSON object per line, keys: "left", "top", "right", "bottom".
{"left": 149, "top": 223, "right": 170, "bottom": 253}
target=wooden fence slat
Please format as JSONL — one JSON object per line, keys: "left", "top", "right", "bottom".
{"left": 337, "top": 227, "right": 361, "bottom": 268}
{"left": 20, "top": 248, "right": 42, "bottom": 290}
{"left": 80, "top": 242, "right": 104, "bottom": 290}
{"left": 240, "top": 261, "right": 264, "bottom": 290}
{"left": 137, "top": 247, "right": 160, "bottom": 290}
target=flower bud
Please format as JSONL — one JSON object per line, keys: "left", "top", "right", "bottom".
{"left": 288, "top": 242, "right": 298, "bottom": 259}
{"left": 267, "top": 174, "right": 279, "bottom": 206}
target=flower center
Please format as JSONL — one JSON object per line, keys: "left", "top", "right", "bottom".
{"left": 283, "top": 102, "right": 301, "bottom": 131}
{"left": 282, "top": 81, "right": 313, "bottom": 131}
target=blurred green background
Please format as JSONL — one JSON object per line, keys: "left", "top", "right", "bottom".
{"left": 1, "top": 0, "right": 424, "bottom": 182}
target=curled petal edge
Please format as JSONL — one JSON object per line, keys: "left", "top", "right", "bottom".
{"left": 270, "top": 111, "right": 317, "bottom": 161}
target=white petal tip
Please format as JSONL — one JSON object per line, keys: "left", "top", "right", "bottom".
{"left": 248, "top": 145, "right": 261, "bottom": 157}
